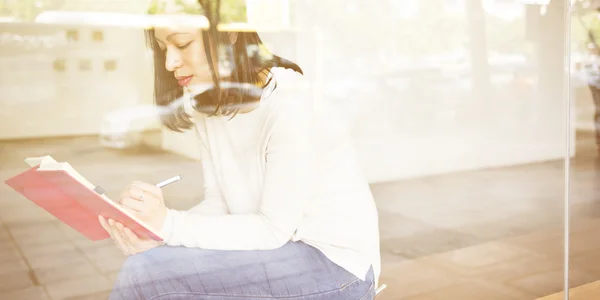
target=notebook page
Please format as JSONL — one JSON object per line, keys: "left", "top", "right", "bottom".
{"left": 37, "top": 162, "right": 96, "bottom": 191}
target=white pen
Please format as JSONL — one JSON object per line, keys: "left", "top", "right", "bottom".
{"left": 93, "top": 175, "right": 182, "bottom": 199}
{"left": 155, "top": 175, "right": 182, "bottom": 188}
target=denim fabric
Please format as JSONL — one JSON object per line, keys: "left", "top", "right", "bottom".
{"left": 109, "top": 241, "right": 375, "bottom": 300}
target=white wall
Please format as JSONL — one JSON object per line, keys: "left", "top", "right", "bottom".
{"left": 0, "top": 23, "right": 157, "bottom": 140}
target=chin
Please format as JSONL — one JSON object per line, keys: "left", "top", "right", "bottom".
{"left": 185, "top": 82, "right": 213, "bottom": 95}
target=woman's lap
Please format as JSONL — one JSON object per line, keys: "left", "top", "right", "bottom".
{"left": 109, "top": 241, "right": 374, "bottom": 300}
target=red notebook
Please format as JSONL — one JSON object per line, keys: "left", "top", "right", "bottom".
{"left": 4, "top": 155, "right": 163, "bottom": 242}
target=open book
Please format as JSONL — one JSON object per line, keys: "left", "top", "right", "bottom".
{"left": 4, "top": 155, "right": 163, "bottom": 241}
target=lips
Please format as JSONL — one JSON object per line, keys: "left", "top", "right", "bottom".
{"left": 176, "top": 75, "right": 193, "bottom": 87}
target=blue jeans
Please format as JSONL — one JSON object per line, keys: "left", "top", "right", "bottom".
{"left": 109, "top": 241, "right": 375, "bottom": 300}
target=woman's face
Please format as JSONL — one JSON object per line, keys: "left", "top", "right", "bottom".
{"left": 154, "top": 26, "right": 213, "bottom": 89}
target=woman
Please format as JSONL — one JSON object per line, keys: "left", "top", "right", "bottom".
{"left": 99, "top": 11, "right": 381, "bottom": 300}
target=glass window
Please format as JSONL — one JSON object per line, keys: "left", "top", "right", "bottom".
{"left": 0, "top": 1, "right": 573, "bottom": 299}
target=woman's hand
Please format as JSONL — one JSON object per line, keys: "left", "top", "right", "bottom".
{"left": 99, "top": 180, "right": 169, "bottom": 255}
{"left": 119, "top": 180, "right": 168, "bottom": 232}
{"left": 99, "top": 216, "right": 163, "bottom": 256}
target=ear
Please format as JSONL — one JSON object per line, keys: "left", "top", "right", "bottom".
{"left": 228, "top": 32, "right": 238, "bottom": 45}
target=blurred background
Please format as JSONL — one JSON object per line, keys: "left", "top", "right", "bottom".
{"left": 0, "top": 0, "right": 598, "bottom": 299}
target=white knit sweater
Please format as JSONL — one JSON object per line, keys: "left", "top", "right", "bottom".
{"left": 160, "top": 67, "right": 381, "bottom": 285}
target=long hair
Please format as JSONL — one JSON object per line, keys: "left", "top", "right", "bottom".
{"left": 145, "top": 28, "right": 303, "bottom": 132}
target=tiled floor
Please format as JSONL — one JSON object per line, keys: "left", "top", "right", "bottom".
{"left": 0, "top": 132, "right": 598, "bottom": 299}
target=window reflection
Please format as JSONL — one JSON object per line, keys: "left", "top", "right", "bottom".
{"left": 0, "top": 1, "right": 580, "bottom": 299}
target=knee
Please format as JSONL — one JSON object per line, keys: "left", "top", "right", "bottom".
{"left": 109, "top": 248, "right": 169, "bottom": 300}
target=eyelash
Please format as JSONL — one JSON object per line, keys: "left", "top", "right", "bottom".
{"left": 159, "top": 41, "right": 192, "bottom": 52}
{"left": 177, "top": 42, "right": 192, "bottom": 49}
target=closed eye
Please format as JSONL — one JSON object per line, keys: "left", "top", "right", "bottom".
{"left": 176, "top": 41, "right": 193, "bottom": 50}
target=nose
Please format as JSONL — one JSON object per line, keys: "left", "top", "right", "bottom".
{"left": 164, "top": 47, "right": 182, "bottom": 72}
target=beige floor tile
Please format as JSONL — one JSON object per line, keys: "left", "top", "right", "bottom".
{"left": 0, "top": 203, "right": 57, "bottom": 224}
{"left": 457, "top": 221, "right": 534, "bottom": 242}
{"left": 8, "top": 220, "right": 60, "bottom": 236}
{"left": 0, "top": 286, "right": 49, "bottom": 300}
{"left": 506, "top": 268, "right": 593, "bottom": 297}
{"left": 570, "top": 217, "right": 600, "bottom": 232}
{"left": 570, "top": 248, "right": 600, "bottom": 277}
{"left": 374, "top": 293, "right": 406, "bottom": 300}
{"left": 412, "top": 210, "right": 520, "bottom": 233}
{"left": 34, "top": 260, "right": 99, "bottom": 285}
{"left": 0, "top": 187, "right": 27, "bottom": 207}
{"left": 0, "top": 241, "right": 23, "bottom": 262}
{"left": 380, "top": 251, "right": 411, "bottom": 265}
{"left": 381, "top": 229, "right": 481, "bottom": 259}
{"left": 409, "top": 280, "right": 531, "bottom": 300}
{"left": 502, "top": 227, "right": 563, "bottom": 258}
{"left": 44, "top": 274, "right": 112, "bottom": 300}
{"left": 9, "top": 221, "right": 70, "bottom": 248}
{"left": 57, "top": 222, "right": 90, "bottom": 240}
{"left": 72, "top": 237, "right": 114, "bottom": 250}
{"left": 468, "top": 255, "right": 562, "bottom": 286}
{"left": 80, "top": 244, "right": 123, "bottom": 259}
{"left": 19, "top": 241, "right": 77, "bottom": 259}
{"left": 65, "top": 290, "right": 112, "bottom": 300}
{"left": 0, "top": 227, "right": 11, "bottom": 242}
{"left": 570, "top": 228, "right": 600, "bottom": 256}
{"left": 0, "top": 257, "right": 30, "bottom": 275}
{"left": 0, "top": 270, "right": 34, "bottom": 293}
{"left": 390, "top": 294, "right": 441, "bottom": 300}
{"left": 81, "top": 244, "right": 127, "bottom": 274}
{"left": 416, "top": 248, "right": 565, "bottom": 298}
{"left": 93, "top": 255, "right": 126, "bottom": 274}
{"left": 377, "top": 260, "right": 461, "bottom": 299}
{"left": 420, "top": 241, "right": 540, "bottom": 276}
{"left": 377, "top": 211, "right": 441, "bottom": 240}
{"left": 27, "top": 246, "right": 88, "bottom": 270}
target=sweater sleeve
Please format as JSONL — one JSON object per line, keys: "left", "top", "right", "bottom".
{"left": 160, "top": 94, "right": 316, "bottom": 250}
{"left": 160, "top": 128, "right": 229, "bottom": 238}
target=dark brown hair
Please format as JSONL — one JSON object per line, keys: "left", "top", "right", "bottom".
{"left": 145, "top": 28, "right": 303, "bottom": 132}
